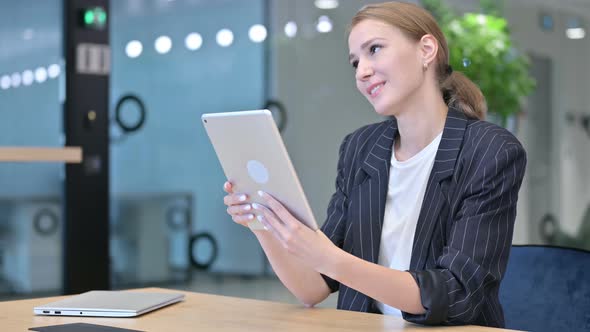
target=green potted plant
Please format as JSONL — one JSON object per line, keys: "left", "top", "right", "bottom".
{"left": 423, "top": 0, "right": 536, "bottom": 127}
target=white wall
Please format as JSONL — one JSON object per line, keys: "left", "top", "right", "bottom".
{"left": 504, "top": 2, "right": 590, "bottom": 242}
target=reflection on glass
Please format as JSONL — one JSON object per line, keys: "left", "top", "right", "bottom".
{"left": 314, "top": 0, "right": 339, "bottom": 10}
{"left": 22, "top": 70, "right": 34, "bottom": 86}
{"left": 284, "top": 21, "right": 297, "bottom": 38}
{"left": 185, "top": 32, "right": 203, "bottom": 50}
{"left": 566, "top": 28, "right": 585, "bottom": 39}
{"left": 10, "top": 72, "right": 21, "bottom": 88}
{"left": 216, "top": 28, "right": 234, "bottom": 47}
{"left": 125, "top": 40, "right": 143, "bottom": 58}
{"left": 34, "top": 67, "right": 47, "bottom": 83}
{"left": 47, "top": 64, "right": 60, "bottom": 78}
{"left": 316, "top": 15, "right": 333, "bottom": 33}
{"left": 248, "top": 24, "right": 267, "bottom": 43}
{"left": 155, "top": 35, "right": 172, "bottom": 54}
{"left": 0, "top": 75, "right": 10, "bottom": 90}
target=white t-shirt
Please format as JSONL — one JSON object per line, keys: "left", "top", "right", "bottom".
{"left": 376, "top": 131, "right": 442, "bottom": 316}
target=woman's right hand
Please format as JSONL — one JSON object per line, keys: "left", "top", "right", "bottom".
{"left": 223, "top": 181, "right": 255, "bottom": 227}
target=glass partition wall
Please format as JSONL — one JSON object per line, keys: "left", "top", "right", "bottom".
{"left": 0, "top": 0, "right": 64, "bottom": 299}
{"left": 108, "top": 0, "right": 268, "bottom": 286}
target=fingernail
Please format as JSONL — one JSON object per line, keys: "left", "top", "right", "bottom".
{"left": 251, "top": 203, "right": 260, "bottom": 210}
{"left": 257, "top": 190, "right": 265, "bottom": 197}
{"left": 244, "top": 204, "right": 251, "bottom": 211}
{"left": 239, "top": 195, "right": 247, "bottom": 202}
{"left": 257, "top": 215, "right": 268, "bottom": 230}
{"left": 247, "top": 214, "right": 254, "bottom": 220}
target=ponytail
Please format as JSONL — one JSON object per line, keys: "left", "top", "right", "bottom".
{"left": 441, "top": 70, "right": 487, "bottom": 120}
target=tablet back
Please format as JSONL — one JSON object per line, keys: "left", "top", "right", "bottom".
{"left": 202, "top": 109, "right": 318, "bottom": 230}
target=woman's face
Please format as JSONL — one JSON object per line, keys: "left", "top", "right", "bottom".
{"left": 348, "top": 19, "right": 425, "bottom": 116}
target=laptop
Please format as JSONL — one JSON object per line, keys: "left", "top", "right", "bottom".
{"left": 33, "top": 290, "right": 185, "bottom": 317}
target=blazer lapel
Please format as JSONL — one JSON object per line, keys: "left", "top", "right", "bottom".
{"left": 409, "top": 108, "right": 468, "bottom": 270}
{"left": 354, "top": 119, "right": 397, "bottom": 264}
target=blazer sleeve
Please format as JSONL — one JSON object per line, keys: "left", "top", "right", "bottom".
{"left": 404, "top": 141, "right": 527, "bottom": 325}
{"left": 320, "top": 134, "right": 352, "bottom": 293}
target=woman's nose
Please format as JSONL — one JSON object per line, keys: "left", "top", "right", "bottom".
{"left": 355, "top": 60, "right": 373, "bottom": 81}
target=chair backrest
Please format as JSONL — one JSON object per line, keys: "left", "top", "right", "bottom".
{"left": 499, "top": 245, "right": 590, "bottom": 332}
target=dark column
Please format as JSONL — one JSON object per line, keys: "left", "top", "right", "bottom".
{"left": 63, "top": 0, "right": 110, "bottom": 294}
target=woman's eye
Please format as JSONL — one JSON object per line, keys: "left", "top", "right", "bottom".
{"left": 369, "top": 45, "right": 382, "bottom": 54}
{"left": 351, "top": 60, "right": 358, "bottom": 69}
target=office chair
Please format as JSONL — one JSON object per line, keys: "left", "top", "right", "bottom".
{"left": 499, "top": 245, "right": 590, "bottom": 331}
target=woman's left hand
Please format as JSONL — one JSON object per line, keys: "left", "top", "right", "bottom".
{"left": 253, "top": 191, "right": 340, "bottom": 274}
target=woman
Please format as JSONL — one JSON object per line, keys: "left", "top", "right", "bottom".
{"left": 223, "top": 1, "right": 526, "bottom": 328}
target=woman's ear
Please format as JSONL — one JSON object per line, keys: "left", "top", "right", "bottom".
{"left": 419, "top": 34, "right": 438, "bottom": 67}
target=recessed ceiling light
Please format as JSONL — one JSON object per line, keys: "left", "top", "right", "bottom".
{"left": 566, "top": 28, "right": 585, "bottom": 39}
{"left": 185, "top": 33, "right": 203, "bottom": 50}
{"left": 22, "top": 70, "right": 34, "bottom": 86}
{"left": 0, "top": 75, "right": 11, "bottom": 90}
{"left": 314, "top": 0, "right": 339, "bottom": 10}
{"left": 216, "top": 29, "right": 234, "bottom": 47}
{"left": 155, "top": 36, "right": 172, "bottom": 54}
{"left": 48, "top": 64, "right": 61, "bottom": 78}
{"left": 249, "top": 24, "right": 267, "bottom": 43}
{"left": 284, "top": 21, "right": 297, "bottom": 38}
{"left": 126, "top": 40, "right": 143, "bottom": 58}
{"left": 316, "top": 16, "right": 333, "bottom": 33}
{"left": 35, "top": 67, "right": 47, "bottom": 83}
{"left": 11, "top": 72, "right": 21, "bottom": 88}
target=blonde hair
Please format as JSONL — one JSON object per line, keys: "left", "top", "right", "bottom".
{"left": 350, "top": 1, "right": 487, "bottom": 120}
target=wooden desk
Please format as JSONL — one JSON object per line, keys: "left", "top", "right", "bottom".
{"left": 0, "top": 288, "right": 517, "bottom": 331}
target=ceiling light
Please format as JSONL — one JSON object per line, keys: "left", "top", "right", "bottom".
{"left": 316, "top": 16, "right": 333, "bottom": 33}
{"left": 249, "top": 24, "right": 267, "bottom": 43}
{"left": 566, "top": 28, "right": 585, "bottom": 39}
{"left": 216, "top": 29, "right": 234, "bottom": 47}
{"left": 22, "top": 70, "right": 34, "bottom": 86}
{"left": 11, "top": 73, "right": 21, "bottom": 88}
{"left": 155, "top": 36, "right": 172, "bottom": 54}
{"left": 314, "top": 0, "right": 339, "bottom": 10}
{"left": 185, "top": 33, "right": 203, "bottom": 50}
{"left": 284, "top": 21, "right": 297, "bottom": 38}
{"left": 0, "top": 75, "right": 10, "bottom": 90}
{"left": 126, "top": 40, "right": 143, "bottom": 58}
{"left": 34, "top": 67, "right": 47, "bottom": 83}
{"left": 48, "top": 64, "right": 61, "bottom": 78}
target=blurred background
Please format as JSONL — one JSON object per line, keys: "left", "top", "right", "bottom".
{"left": 0, "top": 0, "right": 589, "bottom": 307}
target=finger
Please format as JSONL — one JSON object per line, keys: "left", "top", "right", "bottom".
{"left": 252, "top": 203, "right": 289, "bottom": 240}
{"left": 226, "top": 204, "right": 252, "bottom": 216}
{"left": 232, "top": 213, "right": 255, "bottom": 227}
{"left": 223, "top": 193, "right": 248, "bottom": 206}
{"left": 223, "top": 181, "right": 234, "bottom": 194}
{"left": 257, "top": 191, "right": 300, "bottom": 229}
{"left": 257, "top": 214, "right": 287, "bottom": 245}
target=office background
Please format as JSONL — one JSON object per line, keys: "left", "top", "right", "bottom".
{"left": 0, "top": 0, "right": 589, "bottom": 304}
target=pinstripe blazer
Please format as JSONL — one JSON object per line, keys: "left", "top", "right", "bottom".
{"left": 320, "top": 108, "right": 527, "bottom": 328}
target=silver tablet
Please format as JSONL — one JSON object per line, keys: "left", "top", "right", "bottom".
{"left": 202, "top": 109, "right": 318, "bottom": 231}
